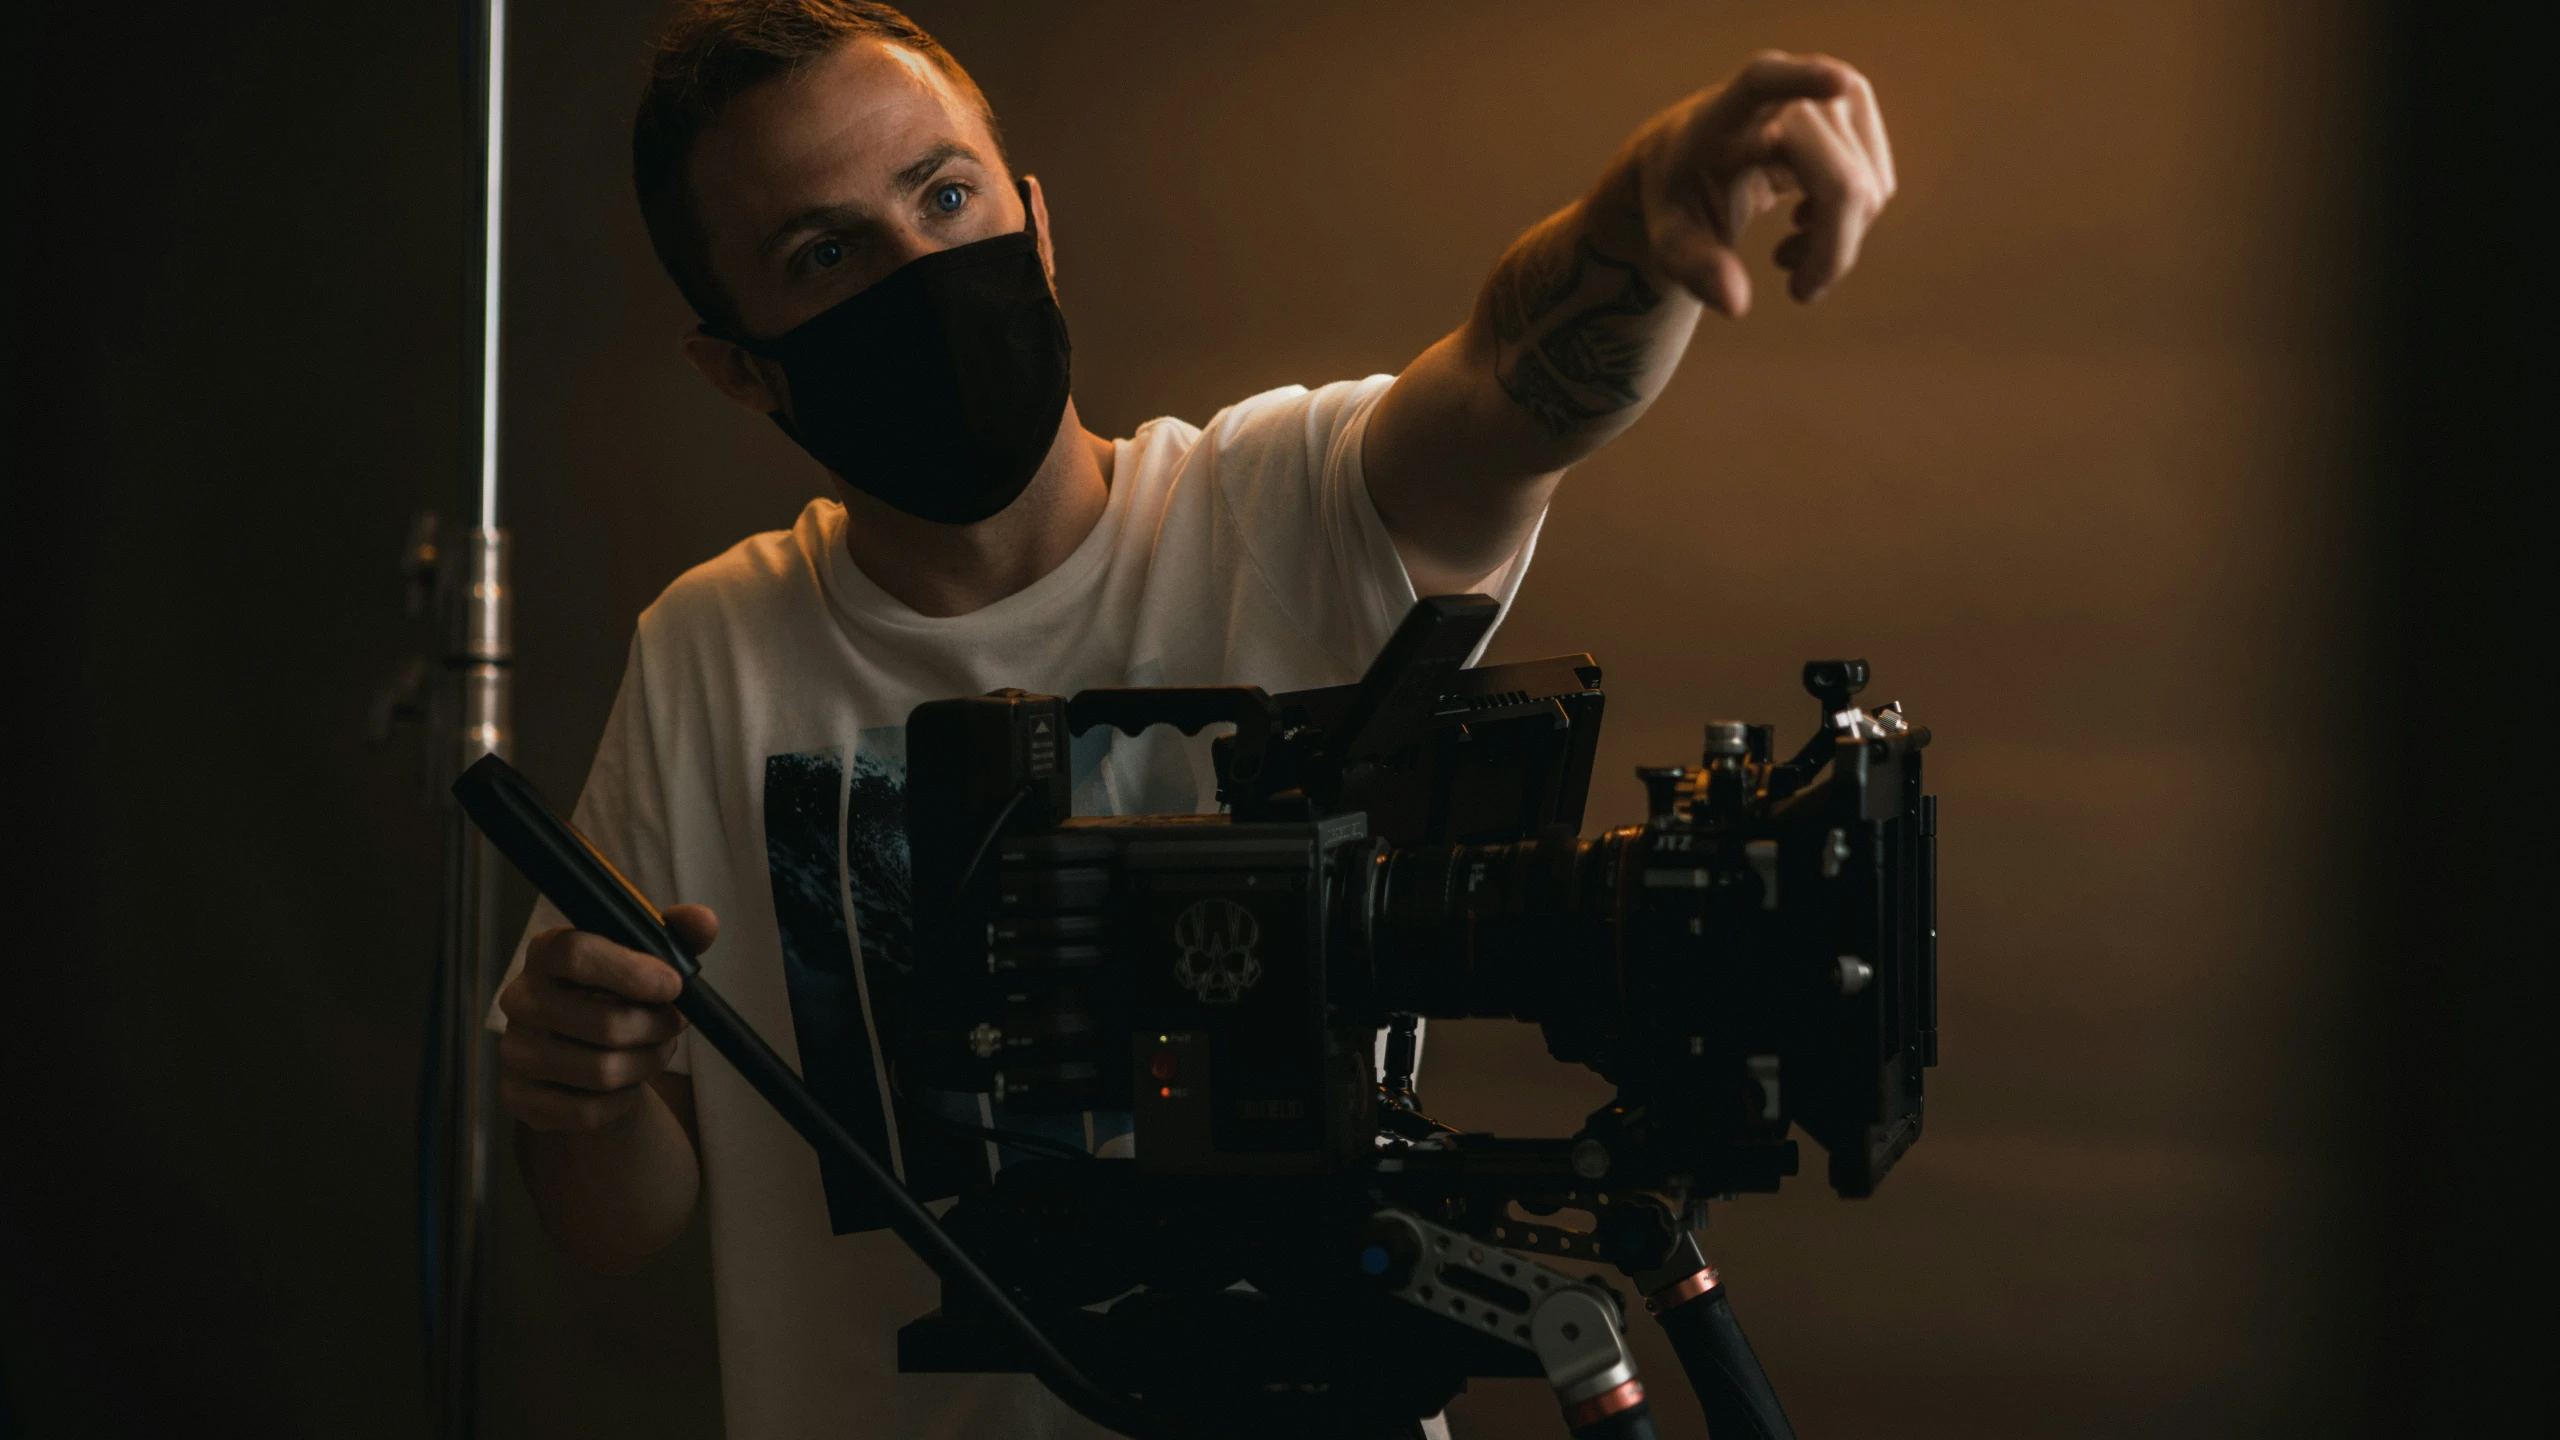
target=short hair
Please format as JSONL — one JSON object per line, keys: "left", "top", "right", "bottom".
{"left": 632, "top": 0, "right": 1003, "bottom": 331}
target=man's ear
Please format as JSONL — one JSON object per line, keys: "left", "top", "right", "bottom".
{"left": 680, "top": 331, "right": 789, "bottom": 415}
{"left": 1020, "top": 173, "right": 1056, "bottom": 286}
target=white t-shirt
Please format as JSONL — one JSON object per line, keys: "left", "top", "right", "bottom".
{"left": 496, "top": 375, "right": 1537, "bottom": 1439}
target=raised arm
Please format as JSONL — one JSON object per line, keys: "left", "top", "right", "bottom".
{"left": 1362, "top": 52, "right": 1896, "bottom": 596}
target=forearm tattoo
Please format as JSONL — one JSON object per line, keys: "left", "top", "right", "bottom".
{"left": 1486, "top": 214, "right": 1663, "bottom": 436}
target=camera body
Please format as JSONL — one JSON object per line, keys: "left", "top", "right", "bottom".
{"left": 903, "top": 596, "right": 1935, "bottom": 1215}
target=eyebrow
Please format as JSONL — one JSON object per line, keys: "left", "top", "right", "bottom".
{"left": 755, "top": 140, "right": 988, "bottom": 268}
{"left": 893, "top": 140, "right": 981, "bottom": 193}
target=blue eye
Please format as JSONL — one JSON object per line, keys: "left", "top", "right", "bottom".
{"left": 934, "top": 182, "right": 966, "bottom": 214}
{"left": 811, "top": 239, "right": 845, "bottom": 269}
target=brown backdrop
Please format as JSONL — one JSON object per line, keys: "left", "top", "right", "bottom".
{"left": 479, "top": 2, "right": 2366, "bottom": 1436}
{"left": 3, "top": 1, "right": 2398, "bottom": 1436}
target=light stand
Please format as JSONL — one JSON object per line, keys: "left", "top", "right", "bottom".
{"left": 436, "top": 1, "right": 513, "bottom": 1430}
{"left": 371, "top": 1, "right": 511, "bottom": 1433}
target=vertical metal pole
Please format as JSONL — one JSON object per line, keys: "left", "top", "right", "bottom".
{"left": 434, "top": 0, "right": 510, "bottom": 1434}
{"left": 473, "top": 0, "right": 508, "bottom": 539}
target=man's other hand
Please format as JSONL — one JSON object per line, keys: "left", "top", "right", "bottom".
{"left": 497, "top": 905, "right": 713, "bottom": 1133}
{"left": 1639, "top": 51, "right": 1897, "bottom": 316}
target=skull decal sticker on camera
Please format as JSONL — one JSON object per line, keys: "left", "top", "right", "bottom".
{"left": 1171, "top": 897, "right": 1263, "bottom": 1004}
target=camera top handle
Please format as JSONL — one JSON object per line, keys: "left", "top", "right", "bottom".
{"left": 1065, "top": 684, "right": 1276, "bottom": 775}
{"left": 1060, "top": 593, "right": 1502, "bottom": 812}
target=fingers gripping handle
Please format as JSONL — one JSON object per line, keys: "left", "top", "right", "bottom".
{"left": 1648, "top": 1269, "right": 1798, "bottom": 1440}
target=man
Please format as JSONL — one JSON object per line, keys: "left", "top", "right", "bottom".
{"left": 490, "top": 2, "right": 1894, "bottom": 1434}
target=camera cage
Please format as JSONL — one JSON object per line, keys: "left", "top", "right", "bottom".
{"left": 454, "top": 593, "right": 1939, "bottom": 1440}
{"left": 889, "top": 594, "right": 1937, "bottom": 1433}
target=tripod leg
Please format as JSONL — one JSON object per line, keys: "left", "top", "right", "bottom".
{"left": 1641, "top": 1241, "right": 1797, "bottom": 1440}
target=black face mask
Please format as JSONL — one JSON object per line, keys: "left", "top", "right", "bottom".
{"left": 715, "top": 203, "right": 1071, "bottom": 526}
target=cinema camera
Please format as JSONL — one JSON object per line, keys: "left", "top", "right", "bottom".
{"left": 455, "top": 594, "right": 1938, "bottom": 1440}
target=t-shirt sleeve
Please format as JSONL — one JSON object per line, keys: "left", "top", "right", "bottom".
{"left": 1200, "top": 374, "right": 1542, "bottom": 676}
{"left": 484, "top": 632, "right": 694, "bottom": 1074}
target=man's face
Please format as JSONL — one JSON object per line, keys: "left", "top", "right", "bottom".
{"left": 689, "top": 39, "right": 1022, "bottom": 340}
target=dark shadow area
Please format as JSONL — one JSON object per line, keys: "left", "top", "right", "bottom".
{"left": 3, "top": 4, "right": 472, "bottom": 1432}
{"left": 2336, "top": 3, "right": 2556, "bottom": 1433}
